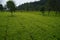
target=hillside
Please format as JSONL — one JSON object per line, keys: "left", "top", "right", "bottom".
{"left": 17, "top": 0, "right": 46, "bottom": 11}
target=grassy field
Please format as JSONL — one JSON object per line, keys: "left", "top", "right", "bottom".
{"left": 0, "top": 11, "right": 60, "bottom": 40}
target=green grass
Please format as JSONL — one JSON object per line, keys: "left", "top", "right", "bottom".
{"left": 0, "top": 11, "right": 60, "bottom": 40}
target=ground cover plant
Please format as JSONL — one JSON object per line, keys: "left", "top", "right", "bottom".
{"left": 0, "top": 11, "right": 60, "bottom": 40}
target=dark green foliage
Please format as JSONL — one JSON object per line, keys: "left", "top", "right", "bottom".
{"left": 0, "top": 4, "right": 3, "bottom": 11}
{"left": 17, "top": 0, "right": 46, "bottom": 11}
{"left": 46, "top": 0, "right": 60, "bottom": 12}
{"left": 6, "top": 1, "right": 16, "bottom": 16}
{"left": 7, "top": 1, "right": 16, "bottom": 14}
{"left": 15, "top": 0, "right": 60, "bottom": 11}
{"left": 17, "top": 0, "right": 60, "bottom": 16}
{"left": 43, "top": 0, "right": 60, "bottom": 16}
{"left": 47, "top": 0, "right": 57, "bottom": 11}
{"left": 40, "top": 7, "right": 45, "bottom": 16}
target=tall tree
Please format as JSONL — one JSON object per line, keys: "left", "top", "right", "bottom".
{"left": 7, "top": 0, "right": 16, "bottom": 16}
{"left": 0, "top": 4, "right": 3, "bottom": 11}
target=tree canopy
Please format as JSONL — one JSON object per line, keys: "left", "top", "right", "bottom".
{"left": 0, "top": 4, "right": 3, "bottom": 11}
{"left": 7, "top": 1, "right": 16, "bottom": 12}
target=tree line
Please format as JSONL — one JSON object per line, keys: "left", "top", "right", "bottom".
{"left": 0, "top": 0, "right": 60, "bottom": 16}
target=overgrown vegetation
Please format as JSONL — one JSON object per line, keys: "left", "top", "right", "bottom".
{"left": 0, "top": 11, "right": 60, "bottom": 40}
{"left": 0, "top": 0, "right": 60, "bottom": 40}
